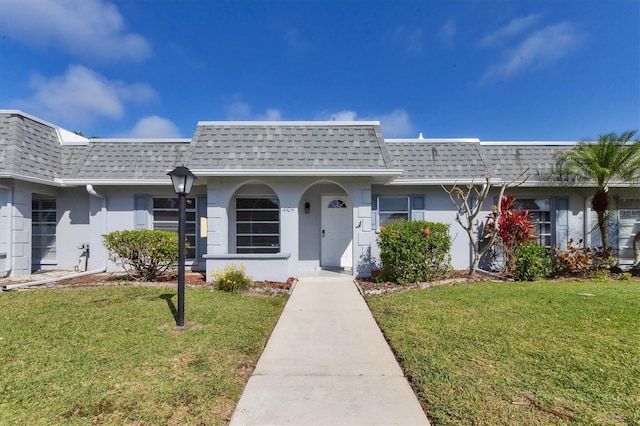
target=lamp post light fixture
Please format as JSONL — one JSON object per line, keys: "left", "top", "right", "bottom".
{"left": 167, "top": 165, "right": 196, "bottom": 327}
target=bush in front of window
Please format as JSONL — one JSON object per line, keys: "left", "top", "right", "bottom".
{"left": 103, "top": 229, "right": 182, "bottom": 281}
{"left": 553, "top": 238, "right": 615, "bottom": 278}
{"left": 486, "top": 195, "right": 535, "bottom": 274}
{"left": 211, "top": 263, "right": 251, "bottom": 292}
{"left": 512, "top": 242, "right": 554, "bottom": 281}
{"left": 378, "top": 220, "right": 452, "bottom": 284}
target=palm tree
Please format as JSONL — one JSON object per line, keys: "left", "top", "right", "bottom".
{"left": 557, "top": 130, "right": 640, "bottom": 250}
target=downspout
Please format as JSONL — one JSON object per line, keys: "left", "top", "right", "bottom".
{"left": 584, "top": 196, "right": 590, "bottom": 247}
{"left": 85, "top": 184, "right": 109, "bottom": 271}
{"left": 0, "top": 184, "right": 13, "bottom": 278}
{"left": 2, "top": 185, "right": 108, "bottom": 291}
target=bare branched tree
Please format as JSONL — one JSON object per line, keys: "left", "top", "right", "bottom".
{"left": 442, "top": 170, "right": 529, "bottom": 274}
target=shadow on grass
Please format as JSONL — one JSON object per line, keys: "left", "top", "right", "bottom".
{"left": 160, "top": 293, "right": 177, "bottom": 322}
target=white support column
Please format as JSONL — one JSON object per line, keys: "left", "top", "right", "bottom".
{"left": 206, "top": 181, "right": 228, "bottom": 256}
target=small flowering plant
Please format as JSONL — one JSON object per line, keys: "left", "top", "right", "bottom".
{"left": 211, "top": 263, "right": 252, "bottom": 292}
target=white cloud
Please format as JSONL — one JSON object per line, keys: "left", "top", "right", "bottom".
{"left": 125, "top": 116, "right": 182, "bottom": 138}
{"left": 225, "top": 101, "right": 282, "bottom": 121}
{"left": 258, "top": 109, "right": 283, "bottom": 121}
{"left": 321, "top": 109, "right": 414, "bottom": 138}
{"left": 480, "top": 20, "right": 583, "bottom": 84}
{"left": 17, "top": 65, "right": 156, "bottom": 124}
{"left": 438, "top": 20, "right": 457, "bottom": 45}
{"left": 0, "top": 0, "right": 151, "bottom": 62}
{"left": 283, "top": 27, "right": 310, "bottom": 53}
{"left": 328, "top": 110, "right": 358, "bottom": 121}
{"left": 376, "top": 109, "right": 414, "bottom": 138}
{"left": 226, "top": 101, "right": 252, "bottom": 120}
{"left": 479, "top": 14, "right": 542, "bottom": 48}
{"left": 389, "top": 26, "right": 424, "bottom": 55}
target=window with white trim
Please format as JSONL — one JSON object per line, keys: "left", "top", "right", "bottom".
{"left": 152, "top": 197, "right": 196, "bottom": 259}
{"left": 236, "top": 197, "right": 280, "bottom": 253}
{"left": 378, "top": 196, "right": 410, "bottom": 226}
{"left": 371, "top": 195, "right": 426, "bottom": 230}
{"left": 32, "top": 198, "right": 56, "bottom": 266}
{"left": 514, "top": 198, "right": 552, "bottom": 248}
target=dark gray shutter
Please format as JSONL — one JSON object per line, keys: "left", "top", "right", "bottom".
{"left": 371, "top": 195, "right": 378, "bottom": 230}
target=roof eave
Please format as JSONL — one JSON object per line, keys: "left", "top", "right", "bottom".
{"left": 59, "top": 179, "right": 171, "bottom": 187}
{"left": 190, "top": 168, "right": 403, "bottom": 185}
{"left": 387, "top": 178, "right": 609, "bottom": 187}
{"left": 1, "top": 173, "right": 63, "bottom": 187}
{"left": 187, "top": 168, "right": 403, "bottom": 176}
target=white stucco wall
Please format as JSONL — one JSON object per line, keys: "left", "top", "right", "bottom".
{"left": 4, "top": 176, "right": 634, "bottom": 279}
{"left": 57, "top": 187, "right": 91, "bottom": 271}
{"left": 0, "top": 186, "right": 10, "bottom": 275}
{"left": 368, "top": 185, "right": 603, "bottom": 272}
{"left": 204, "top": 176, "right": 374, "bottom": 281}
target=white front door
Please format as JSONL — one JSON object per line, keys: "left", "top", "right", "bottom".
{"left": 321, "top": 195, "right": 353, "bottom": 268}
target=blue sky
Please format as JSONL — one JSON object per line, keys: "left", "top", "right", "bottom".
{"left": 0, "top": 0, "right": 638, "bottom": 140}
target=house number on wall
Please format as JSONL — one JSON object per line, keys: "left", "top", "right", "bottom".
{"left": 620, "top": 210, "right": 640, "bottom": 218}
{"left": 282, "top": 208, "right": 294, "bottom": 212}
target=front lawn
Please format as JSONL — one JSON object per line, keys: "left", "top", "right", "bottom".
{"left": 368, "top": 279, "right": 640, "bottom": 425}
{"left": 0, "top": 286, "right": 287, "bottom": 425}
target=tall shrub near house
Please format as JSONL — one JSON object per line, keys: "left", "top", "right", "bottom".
{"left": 103, "top": 229, "right": 182, "bottom": 281}
{"left": 378, "top": 220, "right": 452, "bottom": 284}
{"left": 486, "top": 195, "right": 535, "bottom": 273}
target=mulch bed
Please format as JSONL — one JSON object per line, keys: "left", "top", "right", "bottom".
{"left": 6, "top": 269, "right": 636, "bottom": 294}
{"left": 5, "top": 272, "right": 295, "bottom": 293}
{"left": 356, "top": 269, "right": 502, "bottom": 296}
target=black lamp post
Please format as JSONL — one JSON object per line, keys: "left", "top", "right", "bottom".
{"left": 167, "top": 165, "right": 196, "bottom": 327}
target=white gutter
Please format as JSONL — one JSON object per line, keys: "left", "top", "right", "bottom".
{"left": 1, "top": 185, "right": 109, "bottom": 291}
{"left": 186, "top": 168, "right": 404, "bottom": 177}
{"left": 584, "top": 196, "right": 591, "bottom": 247}
{"left": 0, "top": 185, "right": 13, "bottom": 278}
{"left": 85, "top": 184, "right": 109, "bottom": 269}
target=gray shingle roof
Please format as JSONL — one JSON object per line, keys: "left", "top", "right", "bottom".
{"left": 0, "top": 111, "right": 583, "bottom": 186}
{"left": 188, "top": 122, "right": 391, "bottom": 170}
{"left": 0, "top": 112, "right": 61, "bottom": 181}
{"left": 386, "top": 139, "right": 577, "bottom": 183}
{"left": 479, "top": 143, "right": 574, "bottom": 183}
{"left": 67, "top": 141, "right": 191, "bottom": 180}
{"left": 387, "top": 140, "right": 488, "bottom": 181}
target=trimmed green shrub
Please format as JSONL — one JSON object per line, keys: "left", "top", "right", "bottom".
{"left": 211, "top": 263, "right": 251, "bottom": 292}
{"left": 103, "top": 229, "right": 182, "bottom": 281}
{"left": 513, "top": 242, "right": 554, "bottom": 281}
{"left": 378, "top": 220, "right": 452, "bottom": 284}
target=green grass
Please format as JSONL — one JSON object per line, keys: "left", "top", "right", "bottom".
{"left": 367, "top": 279, "right": 640, "bottom": 425}
{"left": 0, "top": 286, "right": 287, "bottom": 425}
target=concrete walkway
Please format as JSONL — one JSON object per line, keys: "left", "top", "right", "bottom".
{"left": 230, "top": 276, "right": 430, "bottom": 425}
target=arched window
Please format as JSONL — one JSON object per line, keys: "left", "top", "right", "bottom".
{"left": 328, "top": 199, "right": 347, "bottom": 208}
